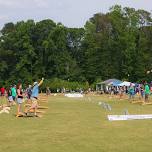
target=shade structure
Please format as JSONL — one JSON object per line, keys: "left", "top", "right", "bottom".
{"left": 97, "top": 79, "right": 123, "bottom": 86}
{"left": 118, "top": 81, "right": 135, "bottom": 87}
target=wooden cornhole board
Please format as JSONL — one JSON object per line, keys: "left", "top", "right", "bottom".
{"left": 39, "top": 98, "right": 48, "bottom": 100}
{"left": 16, "top": 114, "right": 25, "bottom": 117}
{"left": 37, "top": 106, "right": 48, "bottom": 109}
{"left": 38, "top": 101, "right": 48, "bottom": 103}
{"left": 28, "top": 109, "right": 46, "bottom": 114}
{"left": 16, "top": 113, "right": 43, "bottom": 118}
{"left": 39, "top": 98, "right": 47, "bottom": 101}
{"left": 17, "top": 115, "right": 43, "bottom": 118}
{"left": 132, "top": 100, "right": 144, "bottom": 104}
{"left": 38, "top": 99, "right": 48, "bottom": 103}
{"left": 24, "top": 104, "right": 48, "bottom": 109}
{"left": 142, "top": 102, "right": 152, "bottom": 105}
{"left": 39, "top": 96, "right": 48, "bottom": 98}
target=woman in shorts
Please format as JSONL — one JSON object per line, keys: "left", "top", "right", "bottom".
{"left": 16, "top": 84, "right": 24, "bottom": 116}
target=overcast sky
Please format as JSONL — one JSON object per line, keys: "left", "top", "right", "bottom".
{"left": 0, "top": 0, "right": 151, "bottom": 29}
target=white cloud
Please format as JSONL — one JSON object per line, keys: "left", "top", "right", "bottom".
{"left": 33, "top": 0, "right": 49, "bottom": 8}
{"left": 0, "top": 15, "right": 8, "bottom": 20}
{"left": 0, "top": 0, "right": 49, "bottom": 9}
{"left": 0, "top": 0, "right": 21, "bottom": 7}
{"left": 0, "top": 0, "right": 13, "bottom": 6}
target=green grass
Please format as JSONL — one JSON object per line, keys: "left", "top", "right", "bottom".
{"left": 1, "top": 95, "right": 152, "bottom": 152}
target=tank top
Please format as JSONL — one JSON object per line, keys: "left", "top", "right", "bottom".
{"left": 18, "top": 89, "right": 23, "bottom": 98}
{"left": 8, "top": 89, "right": 12, "bottom": 96}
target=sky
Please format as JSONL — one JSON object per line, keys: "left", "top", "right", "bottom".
{"left": 0, "top": 0, "right": 151, "bottom": 29}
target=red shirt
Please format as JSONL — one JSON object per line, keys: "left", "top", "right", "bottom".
{"left": 0, "top": 88, "right": 5, "bottom": 94}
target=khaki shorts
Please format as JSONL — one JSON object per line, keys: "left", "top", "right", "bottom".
{"left": 31, "top": 97, "right": 38, "bottom": 108}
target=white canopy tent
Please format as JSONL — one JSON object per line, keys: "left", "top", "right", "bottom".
{"left": 118, "top": 81, "right": 135, "bottom": 87}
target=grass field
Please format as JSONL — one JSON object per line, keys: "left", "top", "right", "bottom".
{"left": 1, "top": 95, "right": 152, "bottom": 152}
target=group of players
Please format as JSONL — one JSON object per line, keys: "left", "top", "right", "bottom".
{"left": 0, "top": 78, "right": 44, "bottom": 117}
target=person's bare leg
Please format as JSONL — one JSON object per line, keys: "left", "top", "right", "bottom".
{"left": 34, "top": 107, "right": 36, "bottom": 116}
{"left": 34, "top": 106, "right": 38, "bottom": 116}
{"left": 25, "top": 102, "right": 36, "bottom": 114}
{"left": 19, "top": 104, "right": 23, "bottom": 114}
{"left": 17, "top": 104, "right": 20, "bottom": 115}
{"left": 25, "top": 106, "right": 33, "bottom": 113}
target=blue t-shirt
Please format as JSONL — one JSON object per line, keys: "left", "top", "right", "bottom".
{"left": 31, "top": 85, "right": 39, "bottom": 97}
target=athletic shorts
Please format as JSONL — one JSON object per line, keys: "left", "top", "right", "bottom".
{"left": 145, "top": 94, "right": 149, "bottom": 99}
{"left": 31, "top": 97, "right": 38, "bottom": 104}
{"left": 27, "top": 94, "right": 31, "bottom": 99}
{"left": 8, "top": 96, "right": 13, "bottom": 102}
{"left": 17, "top": 98, "right": 23, "bottom": 104}
{"left": 12, "top": 96, "right": 16, "bottom": 101}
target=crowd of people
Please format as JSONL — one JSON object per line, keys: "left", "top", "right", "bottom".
{"left": 1, "top": 78, "right": 152, "bottom": 117}
{"left": 107, "top": 82, "right": 151, "bottom": 102}
{"left": 0, "top": 78, "right": 44, "bottom": 117}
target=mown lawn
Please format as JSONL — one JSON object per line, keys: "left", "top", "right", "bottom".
{"left": 0, "top": 95, "right": 152, "bottom": 152}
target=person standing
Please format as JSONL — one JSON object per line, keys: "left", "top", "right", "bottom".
{"left": 119, "top": 86, "right": 124, "bottom": 100}
{"left": 16, "top": 84, "right": 24, "bottom": 116}
{"left": 140, "top": 85, "right": 144, "bottom": 100}
{"left": 25, "top": 78, "right": 44, "bottom": 116}
{"left": 46, "top": 87, "right": 51, "bottom": 96}
{"left": 11, "top": 85, "right": 17, "bottom": 102}
{"left": 144, "top": 82, "right": 150, "bottom": 102}
{"left": 150, "top": 82, "right": 152, "bottom": 95}
{"left": 0, "top": 86, "right": 5, "bottom": 96}
{"left": 26, "top": 85, "right": 32, "bottom": 103}
{"left": 129, "top": 83, "right": 134, "bottom": 100}
{"left": 7, "top": 86, "right": 15, "bottom": 106}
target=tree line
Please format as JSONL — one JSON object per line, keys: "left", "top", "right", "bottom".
{"left": 0, "top": 5, "right": 152, "bottom": 88}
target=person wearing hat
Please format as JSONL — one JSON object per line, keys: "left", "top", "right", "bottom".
{"left": 25, "top": 78, "right": 44, "bottom": 116}
{"left": 26, "top": 85, "right": 32, "bottom": 103}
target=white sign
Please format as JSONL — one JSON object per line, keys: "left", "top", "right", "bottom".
{"left": 108, "top": 115, "right": 152, "bottom": 121}
{"left": 65, "top": 93, "right": 84, "bottom": 98}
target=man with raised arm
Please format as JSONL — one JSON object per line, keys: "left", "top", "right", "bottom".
{"left": 26, "top": 78, "right": 44, "bottom": 116}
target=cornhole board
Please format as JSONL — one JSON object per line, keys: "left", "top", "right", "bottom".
{"left": 108, "top": 115, "right": 152, "bottom": 121}
{"left": 28, "top": 110, "right": 46, "bottom": 114}
{"left": 24, "top": 104, "right": 48, "bottom": 108}
{"left": 132, "top": 101, "right": 144, "bottom": 104}
{"left": 38, "top": 100, "right": 48, "bottom": 103}
{"left": 39, "top": 100, "right": 48, "bottom": 102}
{"left": 142, "top": 102, "right": 152, "bottom": 105}
{"left": 37, "top": 106, "right": 48, "bottom": 109}
{"left": 39, "top": 97, "right": 48, "bottom": 99}
{"left": 16, "top": 113, "right": 42, "bottom": 118}
{"left": 39, "top": 98, "right": 48, "bottom": 100}
{"left": 39, "top": 96, "right": 47, "bottom": 98}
